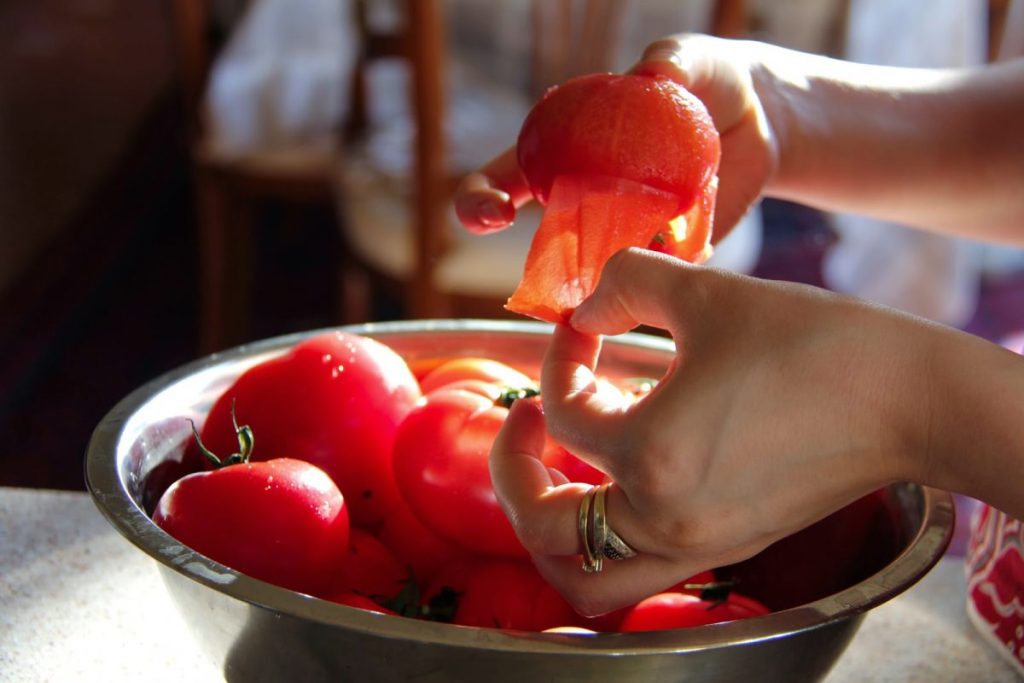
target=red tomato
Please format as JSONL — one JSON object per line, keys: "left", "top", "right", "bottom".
{"left": 574, "top": 570, "right": 718, "bottom": 633}
{"left": 508, "top": 73, "right": 720, "bottom": 323}
{"left": 419, "top": 357, "right": 535, "bottom": 395}
{"left": 332, "top": 529, "right": 411, "bottom": 603}
{"left": 392, "top": 380, "right": 533, "bottom": 557}
{"left": 619, "top": 591, "right": 770, "bottom": 631}
{"left": 518, "top": 73, "right": 719, "bottom": 209}
{"left": 452, "top": 560, "right": 579, "bottom": 631}
{"left": 152, "top": 457, "right": 350, "bottom": 598}
{"left": 542, "top": 443, "right": 606, "bottom": 486}
{"left": 199, "top": 331, "right": 422, "bottom": 528}
{"left": 378, "top": 499, "right": 470, "bottom": 588}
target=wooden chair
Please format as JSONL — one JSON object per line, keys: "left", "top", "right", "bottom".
{"left": 168, "top": 0, "right": 342, "bottom": 352}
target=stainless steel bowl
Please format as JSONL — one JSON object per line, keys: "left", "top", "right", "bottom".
{"left": 85, "top": 320, "right": 954, "bottom": 683}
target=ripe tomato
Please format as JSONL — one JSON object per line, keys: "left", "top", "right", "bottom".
{"left": 508, "top": 73, "right": 720, "bottom": 323}
{"left": 152, "top": 456, "right": 350, "bottom": 598}
{"left": 451, "top": 560, "right": 579, "bottom": 631}
{"left": 418, "top": 357, "right": 535, "bottom": 395}
{"left": 392, "top": 380, "right": 535, "bottom": 557}
{"left": 619, "top": 591, "right": 770, "bottom": 631}
{"left": 542, "top": 442, "right": 606, "bottom": 486}
{"left": 574, "top": 570, "right": 718, "bottom": 633}
{"left": 518, "top": 73, "right": 719, "bottom": 209}
{"left": 378, "top": 499, "right": 470, "bottom": 588}
{"left": 199, "top": 331, "right": 422, "bottom": 528}
{"left": 331, "top": 529, "right": 411, "bottom": 603}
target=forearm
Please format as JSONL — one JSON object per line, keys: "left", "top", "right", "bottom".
{"left": 755, "top": 47, "right": 1024, "bottom": 243}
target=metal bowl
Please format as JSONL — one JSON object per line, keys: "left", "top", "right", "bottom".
{"left": 85, "top": 320, "right": 954, "bottom": 683}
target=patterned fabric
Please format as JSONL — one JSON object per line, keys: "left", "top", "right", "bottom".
{"left": 966, "top": 503, "right": 1024, "bottom": 676}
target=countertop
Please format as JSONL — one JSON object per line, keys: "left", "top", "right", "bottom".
{"left": 1, "top": 486, "right": 1019, "bottom": 682}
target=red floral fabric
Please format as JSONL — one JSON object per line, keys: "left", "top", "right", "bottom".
{"left": 966, "top": 503, "right": 1024, "bottom": 676}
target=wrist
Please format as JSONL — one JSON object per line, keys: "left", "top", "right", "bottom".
{"left": 915, "top": 328, "right": 1024, "bottom": 520}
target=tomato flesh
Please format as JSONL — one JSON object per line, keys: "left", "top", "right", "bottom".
{"left": 517, "top": 73, "right": 719, "bottom": 207}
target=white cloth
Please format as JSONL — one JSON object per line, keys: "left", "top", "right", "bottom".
{"left": 202, "top": 0, "right": 357, "bottom": 159}
{"left": 824, "top": 0, "right": 988, "bottom": 326}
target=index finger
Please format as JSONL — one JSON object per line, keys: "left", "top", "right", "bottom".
{"left": 540, "top": 325, "right": 631, "bottom": 473}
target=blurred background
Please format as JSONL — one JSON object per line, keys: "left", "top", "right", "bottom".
{"left": 2, "top": 0, "right": 1022, "bottom": 491}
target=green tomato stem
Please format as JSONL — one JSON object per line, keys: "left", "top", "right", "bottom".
{"left": 190, "top": 399, "right": 254, "bottom": 469}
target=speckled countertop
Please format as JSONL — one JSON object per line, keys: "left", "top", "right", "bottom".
{"left": 0, "top": 486, "right": 1018, "bottom": 682}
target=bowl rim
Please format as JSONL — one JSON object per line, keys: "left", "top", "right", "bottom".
{"left": 85, "top": 319, "right": 955, "bottom": 656}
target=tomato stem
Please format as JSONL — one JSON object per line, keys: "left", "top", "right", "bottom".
{"left": 683, "top": 580, "right": 737, "bottom": 605}
{"left": 496, "top": 386, "right": 540, "bottom": 408}
{"left": 190, "top": 399, "right": 254, "bottom": 468}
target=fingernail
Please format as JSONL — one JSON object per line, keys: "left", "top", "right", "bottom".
{"left": 636, "top": 49, "right": 691, "bottom": 84}
{"left": 568, "top": 302, "right": 591, "bottom": 331}
{"left": 477, "top": 199, "right": 511, "bottom": 228}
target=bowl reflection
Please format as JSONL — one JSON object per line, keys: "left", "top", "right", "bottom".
{"left": 85, "top": 320, "right": 953, "bottom": 683}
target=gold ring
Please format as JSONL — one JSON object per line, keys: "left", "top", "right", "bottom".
{"left": 577, "top": 486, "right": 602, "bottom": 573}
{"left": 593, "top": 483, "right": 638, "bottom": 561}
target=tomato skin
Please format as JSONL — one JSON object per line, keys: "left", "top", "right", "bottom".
{"left": 517, "top": 73, "right": 720, "bottom": 212}
{"left": 378, "top": 499, "right": 470, "bottom": 588}
{"left": 200, "top": 331, "right": 422, "bottom": 529}
{"left": 419, "top": 357, "right": 535, "bottom": 395}
{"left": 619, "top": 591, "right": 770, "bottom": 632}
{"left": 152, "top": 458, "right": 350, "bottom": 597}
{"left": 542, "top": 443, "right": 606, "bottom": 486}
{"left": 452, "top": 560, "right": 579, "bottom": 631}
{"left": 392, "top": 384, "right": 528, "bottom": 558}
{"left": 332, "top": 529, "right": 411, "bottom": 602}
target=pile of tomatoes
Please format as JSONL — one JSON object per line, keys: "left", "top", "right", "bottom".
{"left": 151, "top": 330, "right": 768, "bottom": 632}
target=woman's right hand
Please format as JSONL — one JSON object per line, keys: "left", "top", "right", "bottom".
{"left": 488, "top": 248, "right": 937, "bottom": 615}
{"left": 454, "top": 34, "right": 781, "bottom": 246}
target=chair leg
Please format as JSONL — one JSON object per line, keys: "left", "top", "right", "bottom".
{"left": 196, "top": 173, "right": 252, "bottom": 353}
{"left": 338, "top": 260, "right": 373, "bottom": 324}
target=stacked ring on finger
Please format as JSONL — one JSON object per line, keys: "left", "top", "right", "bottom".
{"left": 578, "top": 483, "right": 638, "bottom": 572}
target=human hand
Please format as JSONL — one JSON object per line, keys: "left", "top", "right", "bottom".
{"left": 489, "top": 248, "right": 930, "bottom": 616}
{"left": 454, "top": 34, "right": 779, "bottom": 244}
